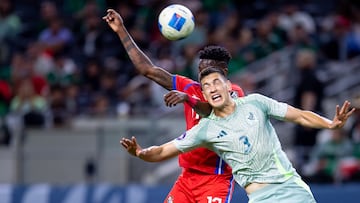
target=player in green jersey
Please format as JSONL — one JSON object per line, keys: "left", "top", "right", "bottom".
{"left": 121, "top": 67, "right": 355, "bottom": 202}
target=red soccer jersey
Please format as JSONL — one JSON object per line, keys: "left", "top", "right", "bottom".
{"left": 173, "top": 75, "right": 245, "bottom": 174}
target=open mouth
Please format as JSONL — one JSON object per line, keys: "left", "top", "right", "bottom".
{"left": 211, "top": 94, "right": 222, "bottom": 102}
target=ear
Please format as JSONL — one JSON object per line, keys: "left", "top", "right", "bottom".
{"left": 223, "top": 68, "right": 229, "bottom": 76}
{"left": 226, "top": 80, "right": 232, "bottom": 91}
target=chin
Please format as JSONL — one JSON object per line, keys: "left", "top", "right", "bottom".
{"left": 210, "top": 101, "right": 225, "bottom": 109}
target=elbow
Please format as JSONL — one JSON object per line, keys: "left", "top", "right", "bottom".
{"left": 137, "top": 67, "right": 151, "bottom": 76}
{"left": 141, "top": 66, "right": 157, "bottom": 79}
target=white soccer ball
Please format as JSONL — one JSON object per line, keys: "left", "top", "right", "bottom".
{"left": 158, "top": 4, "right": 195, "bottom": 40}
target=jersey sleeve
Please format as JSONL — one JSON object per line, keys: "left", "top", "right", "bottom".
{"left": 172, "top": 74, "right": 197, "bottom": 91}
{"left": 173, "top": 120, "right": 207, "bottom": 152}
{"left": 251, "top": 94, "right": 288, "bottom": 120}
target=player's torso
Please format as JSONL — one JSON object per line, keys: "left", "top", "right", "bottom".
{"left": 201, "top": 98, "right": 297, "bottom": 186}
{"left": 203, "top": 100, "right": 279, "bottom": 174}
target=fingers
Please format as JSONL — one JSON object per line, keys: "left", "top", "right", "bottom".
{"left": 336, "top": 104, "right": 340, "bottom": 117}
{"left": 164, "top": 92, "right": 179, "bottom": 107}
{"left": 120, "top": 138, "right": 129, "bottom": 148}
{"left": 131, "top": 136, "right": 137, "bottom": 145}
{"left": 340, "top": 100, "right": 350, "bottom": 114}
{"left": 165, "top": 95, "right": 179, "bottom": 107}
{"left": 120, "top": 137, "right": 135, "bottom": 148}
{"left": 103, "top": 9, "right": 116, "bottom": 22}
{"left": 346, "top": 107, "right": 356, "bottom": 118}
{"left": 102, "top": 15, "right": 112, "bottom": 22}
{"left": 107, "top": 8, "right": 115, "bottom": 13}
{"left": 332, "top": 101, "right": 356, "bottom": 129}
{"left": 163, "top": 92, "right": 173, "bottom": 106}
{"left": 163, "top": 91, "right": 173, "bottom": 100}
{"left": 339, "top": 101, "right": 355, "bottom": 117}
{"left": 164, "top": 91, "right": 188, "bottom": 107}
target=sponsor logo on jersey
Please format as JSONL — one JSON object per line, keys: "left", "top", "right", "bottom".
{"left": 217, "top": 130, "right": 228, "bottom": 138}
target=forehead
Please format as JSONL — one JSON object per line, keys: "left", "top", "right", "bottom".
{"left": 201, "top": 72, "right": 225, "bottom": 84}
{"left": 199, "top": 59, "right": 226, "bottom": 70}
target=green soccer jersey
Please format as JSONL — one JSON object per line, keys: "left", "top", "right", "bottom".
{"left": 173, "top": 93, "right": 300, "bottom": 187}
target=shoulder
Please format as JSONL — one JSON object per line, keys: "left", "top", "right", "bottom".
{"left": 246, "top": 93, "right": 268, "bottom": 100}
{"left": 174, "top": 75, "right": 202, "bottom": 94}
{"left": 187, "top": 117, "right": 211, "bottom": 137}
{"left": 175, "top": 74, "right": 195, "bottom": 83}
{"left": 234, "top": 93, "right": 274, "bottom": 108}
{"left": 236, "top": 93, "right": 267, "bottom": 102}
{"left": 175, "top": 75, "right": 199, "bottom": 86}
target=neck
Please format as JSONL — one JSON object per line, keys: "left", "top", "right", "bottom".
{"left": 213, "top": 100, "right": 236, "bottom": 118}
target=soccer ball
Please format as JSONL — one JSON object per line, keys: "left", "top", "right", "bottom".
{"left": 158, "top": 4, "right": 195, "bottom": 40}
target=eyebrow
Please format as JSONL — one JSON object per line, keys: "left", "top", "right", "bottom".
{"left": 202, "top": 78, "right": 221, "bottom": 87}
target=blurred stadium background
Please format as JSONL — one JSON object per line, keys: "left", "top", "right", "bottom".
{"left": 0, "top": 0, "right": 360, "bottom": 202}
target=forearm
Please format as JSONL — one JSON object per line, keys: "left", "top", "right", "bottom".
{"left": 291, "top": 110, "right": 332, "bottom": 129}
{"left": 136, "top": 143, "right": 180, "bottom": 162}
{"left": 116, "top": 25, "right": 173, "bottom": 90}
{"left": 116, "top": 26, "right": 153, "bottom": 73}
{"left": 187, "top": 97, "right": 212, "bottom": 117}
{"left": 136, "top": 146, "right": 167, "bottom": 162}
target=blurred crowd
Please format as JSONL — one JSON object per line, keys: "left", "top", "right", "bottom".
{"left": 0, "top": 0, "right": 360, "bottom": 184}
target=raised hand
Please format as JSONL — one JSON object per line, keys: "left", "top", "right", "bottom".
{"left": 102, "top": 9, "right": 124, "bottom": 33}
{"left": 120, "top": 136, "right": 142, "bottom": 157}
{"left": 330, "top": 100, "right": 356, "bottom": 129}
{"left": 164, "top": 90, "right": 189, "bottom": 107}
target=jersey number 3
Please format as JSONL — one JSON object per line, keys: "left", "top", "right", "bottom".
{"left": 239, "top": 136, "right": 251, "bottom": 154}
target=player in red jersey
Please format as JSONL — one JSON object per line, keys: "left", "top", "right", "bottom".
{"left": 103, "top": 9, "right": 244, "bottom": 203}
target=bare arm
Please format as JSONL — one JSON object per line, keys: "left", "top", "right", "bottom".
{"left": 120, "top": 136, "right": 181, "bottom": 162}
{"left": 284, "top": 100, "right": 355, "bottom": 129}
{"left": 164, "top": 90, "right": 212, "bottom": 117}
{"left": 103, "top": 9, "right": 173, "bottom": 90}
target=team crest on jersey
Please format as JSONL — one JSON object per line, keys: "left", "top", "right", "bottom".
{"left": 248, "top": 112, "right": 255, "bottom": 120}
{"left": 167, "top": 196, "right": 174, "bottom": 203}
{"left": 176, "top": 132, "right": 187, "bottom": 140}
{"left": 230, "top": 90, "right": 238, "bottom": 98}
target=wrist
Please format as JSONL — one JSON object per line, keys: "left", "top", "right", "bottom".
{"left": 135, "top": 149, "right": 142, "bottom": 157}
{"left": 186, "top": 95, "right": 198, "bottom": 108}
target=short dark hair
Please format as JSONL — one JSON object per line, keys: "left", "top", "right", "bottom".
{"left": 199, "top": 45, "right": 232, "bottom": 64}
{"left": 198, "top": 66, "right": 226, "bottom": 83}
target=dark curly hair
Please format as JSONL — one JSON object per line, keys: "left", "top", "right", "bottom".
{"left": 198, "top": 45, "right": 232, "bottom": 64}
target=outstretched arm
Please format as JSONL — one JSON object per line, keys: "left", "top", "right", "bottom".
{"left": 103, "top": 9, "right": 173, "bottom": 90}
{"left": 285, "top": 100, "right": 355, "bottom": 129}
{"left": 120, "top": 136, "right": 181, "bottom": 162}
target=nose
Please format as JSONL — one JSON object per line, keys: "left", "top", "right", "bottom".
{"left": 209, "top": 85, "right": 217, "bottom": 93}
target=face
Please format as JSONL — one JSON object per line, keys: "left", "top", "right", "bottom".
{"left": 198, "top": 59, "right": 228, "bottom": 75}
{"left": 201, "top": 72, "right": 231, "bottom": 109}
